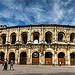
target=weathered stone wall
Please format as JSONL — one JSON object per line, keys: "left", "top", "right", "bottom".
{"left": 0, "top": 24, "right": 75, "bottom": 65}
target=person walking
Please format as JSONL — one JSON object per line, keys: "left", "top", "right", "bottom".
{"left": 10, "top": 60, "right": 14, "bottom": 70}
{"left": 3, "top": 58, "right": 8, "bottom": 71}
{"left": 59, "top": 62, "right": 61, "bottom": 66}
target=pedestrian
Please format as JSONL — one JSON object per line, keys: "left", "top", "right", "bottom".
{"left": 3, "top": 58, "right": 8, "bottom": 71}
{"left": 2, "top": 61, "right": 4, "bottom": 66}
{"left": 59, "top": 62, "right": 61, "bottom": 66}
{"left": 10, "top": 60, "right": 14, "bottom": 70}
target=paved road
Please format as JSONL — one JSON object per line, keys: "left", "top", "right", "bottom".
{"left": 0, "top": 64, "right": 75, "bottom": 75}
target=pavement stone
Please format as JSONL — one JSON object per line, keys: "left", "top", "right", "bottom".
{"left": 0, "top": 64, "right": 75, "bottom": 75}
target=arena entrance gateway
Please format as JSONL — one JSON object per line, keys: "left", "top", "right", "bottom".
{"left": 9, "top": 52, "right": 15, "bottom": 63}
{"left": 45, "top": 52, "right": 52, "bottom": 65}
{"left": 58, "top": 52, "right": 65, "bottom": 65}
{"left": 70, "top": 52, "right": 75, "bottom": 65}
{"left": 32, "top": 52, "right": 39, "bottom": 65}
{"left": 20, "top": 52, "right": 27, "bottom": 64}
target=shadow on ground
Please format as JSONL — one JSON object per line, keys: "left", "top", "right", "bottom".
{"left": 14, "top": 72, "right": 75, "bottom": 75}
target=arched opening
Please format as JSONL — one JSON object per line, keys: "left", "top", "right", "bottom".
{"left": 32, "top": 52, "right": 39, "bottom": 65}
{"left": 45, "top": 31, "right": 52, "bottom": 43}
{"left": 9, "top": 52, "right": 15, "bottom": 64}
{"left": 0, "top": 52, "right": 5, "bottom": 63}
{"left": 21, "top": 32, "right": 27, "bottom": 44}
{"left": 70, "top": 52, "right": 75, "bottom": 65}
{"left": 33, "top": 32, "right": 39, "bottom": 44}
{"left": 20, "top": 52, "right": 27, "bottom": 64}
{"left": 58, "top": 52, "right": 65, "bottom": 65}
{"left": 70, "top": 33, "right": 75, "bottom": 42}
{"left": 1, "top": 34, "right": 6, "bottom": 45}
{"left": 11, "top": 33, "right": 16, "bottom": 44}
{"left": 45, "top": 52, "right": 52, "bottom": 65}
{"left": 58, "top": 32, "right": 65, "bottom": 42}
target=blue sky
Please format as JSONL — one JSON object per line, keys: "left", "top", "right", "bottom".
{"left": 0, "top": 0, "right": 75, "bottom": 26}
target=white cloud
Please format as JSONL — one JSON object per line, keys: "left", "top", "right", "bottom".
{"left": 70, "top": 18, "right": 75, "bottom": 25}
{"left": 0, "top": 0, "right": 74, "bottom": 26}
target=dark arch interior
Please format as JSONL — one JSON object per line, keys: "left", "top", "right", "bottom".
{"left": 11, "top": 33, "right": 16, "bottom": 44}
{"left": 32, "top": 52, "right": 39, "bottom": 58}
{"left": 20, "top": 52, "right": 27, "bottom": 57}
{"left": 58, "top": 52, "right": 65, "bottom": 58}
{"left": 45, "top": 52, "right": 52, "bottom": 58}
{"left": 33, "top": 32, "right": 39, "bottom": 43}
{"left": 70, "top": 33, "right": 75, "bottom": 42}
{"left": 45, "top": 31, "right": 52, "bottom": 43}
{"left": 0, "top": 52, "right": 5, "bottom": 61}
{"left": 21, "top": 32, "right": 27, "bottom": 44}
{"left": 58, "top": 32, "right": 64, "bottom": 41}
{"left": 20, "top": 52, "right": 27, "bottom": 64}
{"left": 9, "top": 52, "right": 15, "bottom": 63}
{"left": 1, "top": 34, "right": 6, "bottom": 45}
{"left": 70, "top": 52, "right": 75, "bottom": 58}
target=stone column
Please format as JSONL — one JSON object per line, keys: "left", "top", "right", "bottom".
{"left": 27, "top": 26, "right": 31, "bottom": 43}
{"left": 15, "top": 50, "right": 18, "bottom": 64}
{"left": 67, "top": 50, "right": 70, "bottom": 65}
{"left": 5, "top": 50, "right": 7, "bottom": 60}
{"left": 54, "top": 26, "right": 57, "bottom": 43}
{"left": 39, "top": 53, "right": 41, "bottom": 65}
{"left": 6, "top": 30, "right": 9, "bottom": 44}
{"left": 41, "top": 51, "right": 45, "bottom": 65}
{"left": 54, "top": 45, "right": 58, "bottom": 65}
{"left": 19, "top": 31, "right": 21, "bottom": 44}
{"left": 27, "top": 49, "right": 31, "bottom": 64}
{"left": 39, "top": 26, "right": 44, "bottom": 43}
{"left": 8, "top": 31, "right": 11, "bottom": 44}
{"left": 54, "top": 53, "right": 58, "bottom": 65}
{"left": 31, "top": 33, "right": 33, "bottom": 43}
{"left": 16, "top": 27, "right": 19, "bottom": 44}
{"left": 18, "top": 55, "right": 20, "bottom": 64}
{"left": 66, "top": 30, "right": 70, "bottom": 43}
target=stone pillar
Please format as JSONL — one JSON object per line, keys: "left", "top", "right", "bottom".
{"left": 27, "top": 49, "right": 31, "bottom": 64}
{"left": 27, "top": 26, "right": 31, "bottom": 43}
{"left": 39, "top": 53, "right": 41, "bottom": 65}
{"left": 8, "top": 32, "right": 11, "bottom": 44}
{"left": 15, "top": 50, "right": 18, "bottom": 64}
{"left": 40, "top": 55, "right": 45, "bottom": 65}
{"left": 55, "top": 26, "right": 56, "bottom": 41}
{"left": 6, "top": 30, "right": 9, "bottom": 44}
{"left": 54, "top": 53, "right": 58, "bottom": 65}
{"left": 7, "top": 51, "right": 9, "bottom": 63}
{"left": 66, "top": 30, "right": 70, "bottom": 43}
{"left": 39, "top": 51, "right": 45, "bottom": 65}
{"left": 54, "top": 26, "right": 57, "bottom": 43}
{"left": 5, "top": 50, "right": 7, "bottom": 60}
{"left": 27, "top": 31, "right": 31, "bottom": 43}
{"left": 16, "top": 27, "right": 19, "bottom": 44}
{"left": 39, "top": 26, "right": 44, "bottom": 43}
{"left": 31, "top": 33, "right": 33, "bottom": 43}
{"left": 19, "top": 32, "right": 21, "bottom": 44}
{"left": 67, "top": 50, "right": 70, "bottom": 65}
{"left": 30, "top": 50, "right": 32, "bottom": 65}
{"left": 54, "top": 45, "right": 58, "bottom": 65}
{"left": 18, "top": 56, "right": 20, "bottom": 64}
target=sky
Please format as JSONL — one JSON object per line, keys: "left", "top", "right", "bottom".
{"left": 0, "top": 0, "right": 75, "bottom": 26}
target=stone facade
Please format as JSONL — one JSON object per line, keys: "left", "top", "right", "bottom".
{"left": 0, "top": 24, "right": 75, "bottom": 65}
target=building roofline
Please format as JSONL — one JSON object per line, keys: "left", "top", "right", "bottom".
{"left": 0, "top": 24, "right": 75, "bottom": 30}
